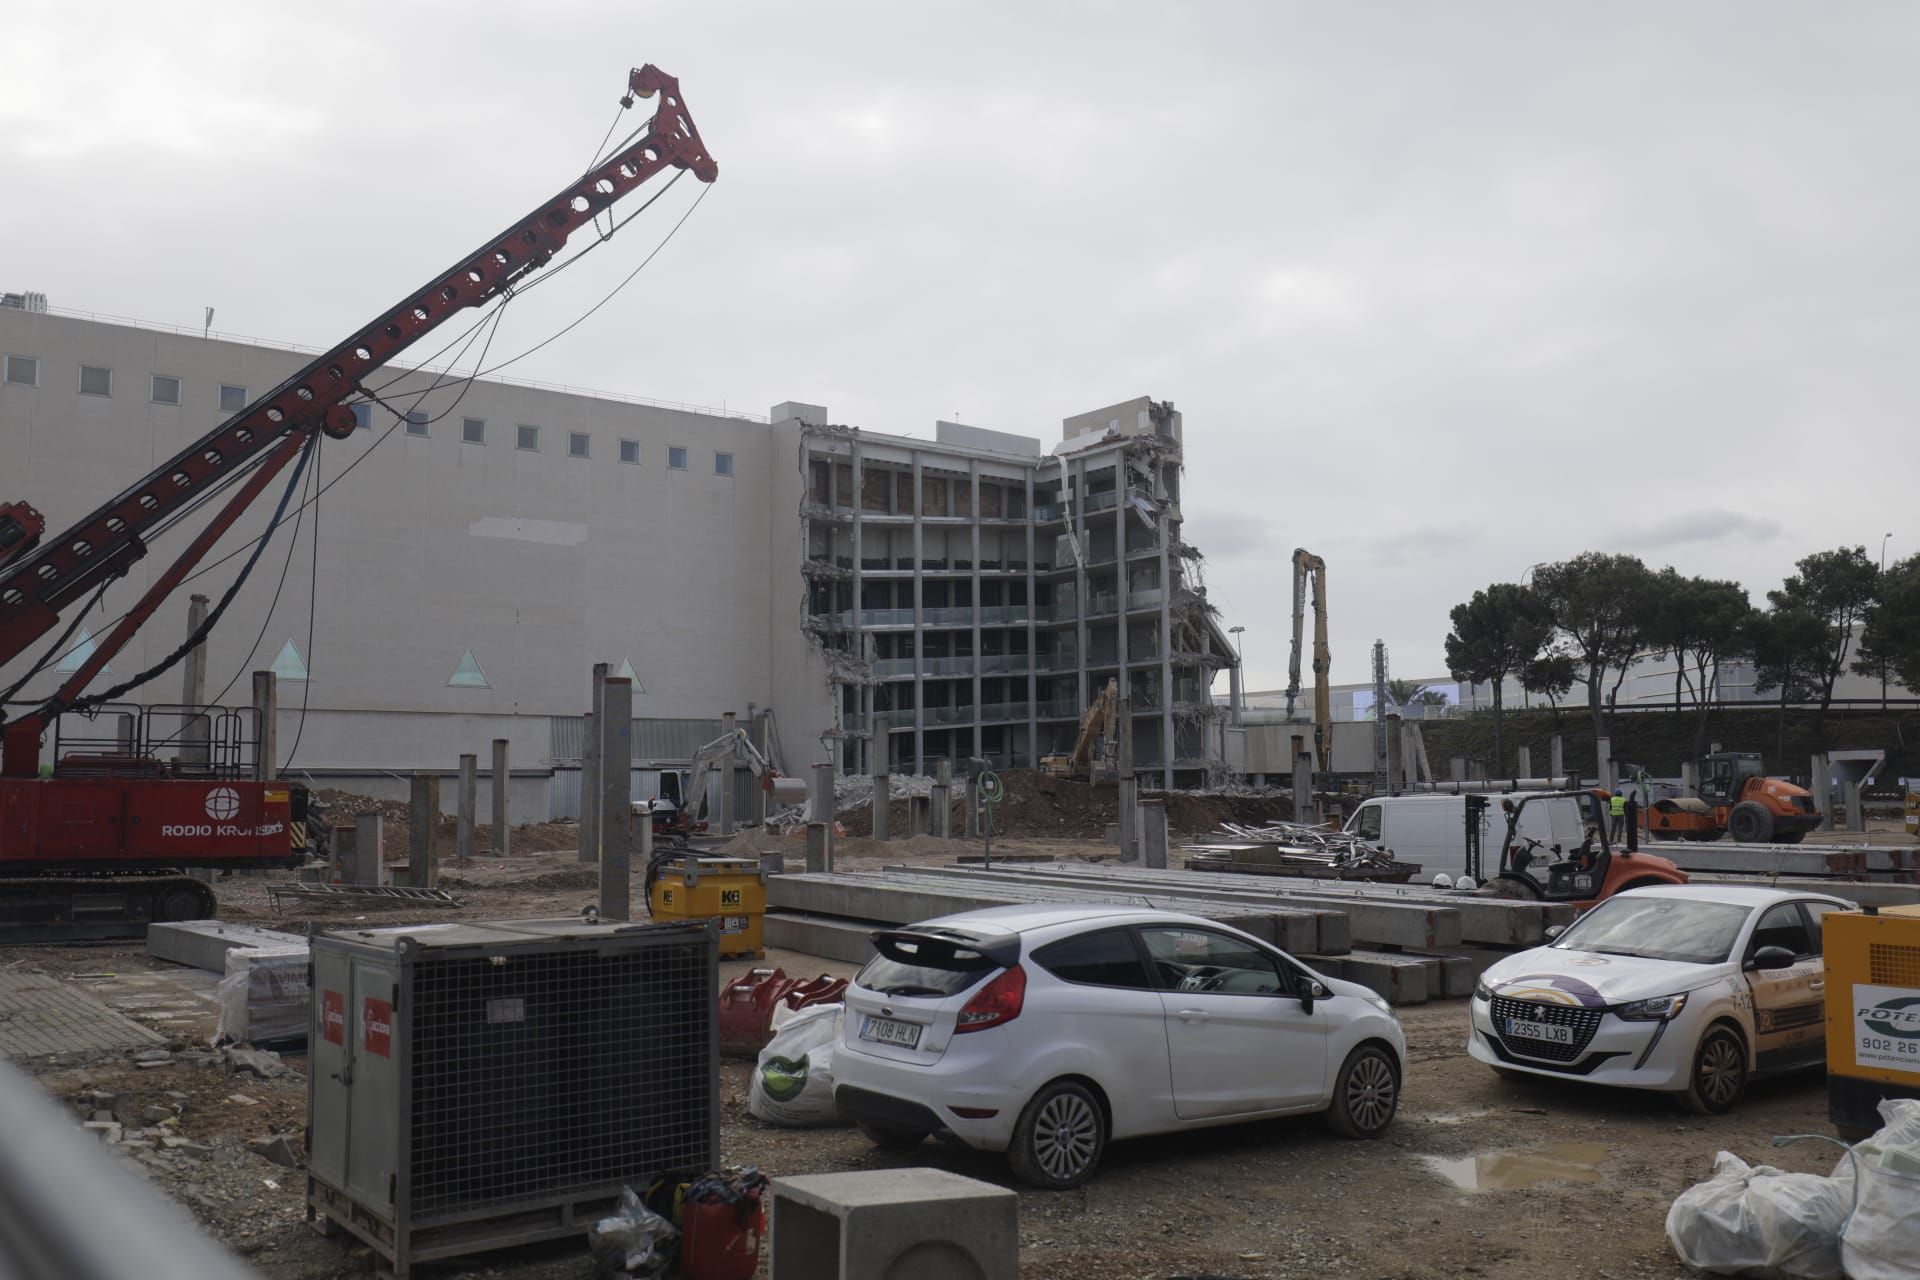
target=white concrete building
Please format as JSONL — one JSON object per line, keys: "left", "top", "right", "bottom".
{"left": 0, "top": 302, "right": 1236, "bottom": 816}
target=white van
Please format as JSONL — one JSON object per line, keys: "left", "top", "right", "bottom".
{"left": 1342, "top": 793, "right": 1590, "bottom": 880}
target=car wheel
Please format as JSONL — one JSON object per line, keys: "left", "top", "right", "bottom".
{"left": 857, "top": 1121, "right": 928, "bottom": 1150}
{"left": 1682, "top": 1026, "right": 1748, "bottom": 1115}
{"left": 1008, "top": 1080, "right": 1104, "bottom": 1189}
{"left": 1326, "top": 1044, "right": 1400, "bottom": 1138}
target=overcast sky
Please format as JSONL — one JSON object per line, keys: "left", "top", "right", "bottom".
{"left": 6, "top": 2, "right": 1913, "bottom": 691}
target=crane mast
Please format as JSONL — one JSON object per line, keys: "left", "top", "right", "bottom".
{"left": 0, "top": 65, "right": 716, "bottom": 939}
{"left": 0, "top": 64, "right": 714, "bottom": 778}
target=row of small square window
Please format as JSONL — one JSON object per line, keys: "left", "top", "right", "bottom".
{"left": 408, "top": 413, "right": 732, "bottom": 472}
{"left": 3, "top": 354, "right": 214, "bottom": 407}
{"left": 2, "top": 355, "right": 737, "bottom": 475}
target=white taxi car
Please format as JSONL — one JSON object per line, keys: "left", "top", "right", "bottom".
{"left": 1469, "top": 885, "right": 1852, "bottom": 1112}
{"left": 832, "top": 904, "right": 1407, "bottom": 1187}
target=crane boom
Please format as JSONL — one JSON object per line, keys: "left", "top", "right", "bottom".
{"left": 0, "top": 64, "right": 715, "bottom": 778}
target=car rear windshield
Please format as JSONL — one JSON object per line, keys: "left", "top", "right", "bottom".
{"left": 858, "top": 931, "right": 1002, "bottom": 998}
{"left": 1553, "top": 896, "right": 1752, "bottom": 966}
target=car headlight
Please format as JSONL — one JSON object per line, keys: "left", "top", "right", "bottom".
{"left": 1473, "top": 979, "right": 1496, "bottom": 1003}
{"left": 1363, "top": 991, "right": 1392, "bottom": 1014}
{"left": 1616, "top": 993, "right": 1689, "bottom": 1022}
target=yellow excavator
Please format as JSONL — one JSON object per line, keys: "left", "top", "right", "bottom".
{"left": 1041, "top": 677, "right": 1120, "bottom": 781}
{"left": 1285, "top": 548, "right": 1331, "bottom": 773}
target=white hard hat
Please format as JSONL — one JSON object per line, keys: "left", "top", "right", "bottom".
{"left": 1431, "top": 873, "right": 1455, "bottom": 890}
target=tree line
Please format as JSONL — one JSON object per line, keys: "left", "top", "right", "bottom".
{"left": 1441, "top": 547, "right": 1913, "bottom": 775}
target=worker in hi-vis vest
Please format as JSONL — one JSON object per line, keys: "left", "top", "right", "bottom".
{"left": 1609, "top": 790, "right": 1627, "bottom": 842}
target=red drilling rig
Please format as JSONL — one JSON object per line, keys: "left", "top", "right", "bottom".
{"left": 0, "top": 65, "right": 716, "bottom": 940}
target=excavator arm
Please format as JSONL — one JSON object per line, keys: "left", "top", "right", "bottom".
{"left": 1286, "top": 549, "right": 1331, "bottom": 773}
{"left": 0, "top": 64, "right": 716, "bottom": 776}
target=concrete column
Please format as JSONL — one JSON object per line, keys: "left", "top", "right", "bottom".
{"left": 811, "top": 762, "right": 836, "bottom": 826}
{"left": 1385, "top": 723, "right": 1404, "bottom": 796}
{"left": 1596, "top": 736, "right": 1614, "bottom": 792}
{"left": 457, "top": 753, "right": 477, "bottom": 863}
{"left": 1116, "top": 697, "right": 1137, "bottom": 859}
{"left": 718, "top": 710, "right": 737, "bottom": 838}
{"left": 1846, "top": 779, "right": 1866, "bottom": 834}
{"left": 1549, "top": 735, "right": 1565, "bottom": 784}
{"left": 1293, "top": 751, "right": 1315, "bottom": 826}
{"left": 1681, "top": 761, "right": 1698, "bottom": 800}
{"left": 908, "top": 795, "right": 928, "bottom": 839}
{"left": 1449, "top": 756, "right": 1466, "bottom": 784}
{"left": 581, "top": 662, "right": 607, "bottom": 864}
{"left": 352, "top": 812, "right": 385, "bottom": 886}
{"left": 1139, "top": 798, "right": 1169, "bottom": 870}
{"left": 408, "top": 772, "right": 439, "bottom": 889}
{"left": 491, "top": 738, "right": 510, "bottom": 858}
{"left": 181, "top": 593, "right": 210, "bottom": 769}
{"left": 1812, "top": 754, "right": 1833, "bottom": 830}
{"left": 932, "top": 759, "right": 952, "bottom": 839}
{"left": 806, "top": 823, "right": 830, "bottom": 873}
{"left": 1516, "top": 746, "right": 1532, "bottom": 780}
{"left": 599, "top": 677, "right": 633, "bottom": 921}
{"left": 872, "top": 726, "right": 891, "bottom": 843}
{"left": 250, "top": 671, "right": 277, "bottom": 781}
{"left": 963, "top": 773, "right": 979, "bottom": 839}
{"left": 750, "top": 711, "right": 771, "bottom": 827}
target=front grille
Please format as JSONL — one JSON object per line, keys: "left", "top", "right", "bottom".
{"left": 1490, "top": 996, "right": 1603, "bottom": 1063}
{"left": 409, "top": 938, "right": 713, "bottom": 1215}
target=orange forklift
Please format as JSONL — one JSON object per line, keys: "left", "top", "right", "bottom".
{"left": 1466, "top": 791, "right": 1688, "bottom": 907}
{"left": 1642, "top": 752, "right": 1821, "bottom": 844}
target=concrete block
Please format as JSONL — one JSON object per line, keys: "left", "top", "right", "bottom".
{"left": 1305, "top": 951, "right": 1428, "bottom": 1006}
{"left": 764, "top": 912, "right": 878, "bottom": 965}
{"left": 771, "top": 1167, "right": 1017, "bottom": 1280}
{"left": 148, "top": 922, "right": 307, "bottom": 973}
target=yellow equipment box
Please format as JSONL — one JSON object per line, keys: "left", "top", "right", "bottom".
{"left": 1824, "top": 903, "right": 1920, "bottom": 1137}
{"left": 648, "top": 856, "right": 766, "bottom": 958}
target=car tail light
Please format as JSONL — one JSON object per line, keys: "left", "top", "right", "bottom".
{"left": 955, "top": 965, "right": 1025, "bottom": 1034}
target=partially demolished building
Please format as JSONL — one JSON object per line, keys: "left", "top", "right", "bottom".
{"left": 770, "top": 397, "right": 1240, "bottom": 789}
{"left": 0, "top": 303, "right": 1237, "bottom": 808}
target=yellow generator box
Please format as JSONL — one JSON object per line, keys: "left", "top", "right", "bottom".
{"left": 1824, "top": 903, "right": 1920, "bottom": 1136}
{"left": 649, "top": 856, "right": 766, "bottom": 958}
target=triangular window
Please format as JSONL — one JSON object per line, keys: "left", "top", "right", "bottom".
{"left": 615, "top": 658, "right": 644, "bottom": 692}
{"left": 447, "top": 650, "right": 490, "bottom": 688}
{"left": 55, "top": 625, "right": 106, "bottom": 674}
{"left": 270, "top": 639, "right": 308, "bottom": 681}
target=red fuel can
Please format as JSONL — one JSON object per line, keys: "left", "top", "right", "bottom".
{"left": 679, "top": 1197, "right": 764, "bottom": 1280}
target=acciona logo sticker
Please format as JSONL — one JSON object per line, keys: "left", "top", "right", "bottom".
{"left": 363, "top": 997, "right": 393, "bottom": 1057}
{"left": 322, "top": 991, "right": 345, "bottom": 1046}
{"left": 1853, "top": 983, "right": 1920, "bottom": 1071}
{"left": 204, "top": 786, "right": 241, "bottom": 822}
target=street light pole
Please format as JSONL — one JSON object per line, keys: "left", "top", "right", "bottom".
{"left": 1880, "top": 532, "right": 1893, "bottom": 711}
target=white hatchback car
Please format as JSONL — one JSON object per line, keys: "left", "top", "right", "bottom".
{"left": 1470, "top": 885, "right": 1853, "bottom": 1112}
{"left": 832, "top": 904, "right": 1407, "bottom": 1188}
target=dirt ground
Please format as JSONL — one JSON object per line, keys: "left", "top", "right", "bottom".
{"left": 12, "top": 813, "right": 1900, "bottom": 1279}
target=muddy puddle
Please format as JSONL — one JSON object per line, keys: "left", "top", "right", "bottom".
{"left": 1421, "top": 1141, "right": 1611, "bottom": 1191}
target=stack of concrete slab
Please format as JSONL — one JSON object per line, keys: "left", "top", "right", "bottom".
{"left": 764, "top": 861, "right": 1570, "bottom": 1004}
{"left": 149, "top": 921, "right": 310, "bottom": 1047}
{"left": 1660, "top": 842, "right": 1920, "bottom": 882}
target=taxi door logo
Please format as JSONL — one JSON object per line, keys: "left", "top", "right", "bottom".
{"left": 363, "top": 997, "right": 393, "bottom": 1057}
{"left": 720, "top": 887, "right": 743, "bottom": 909}
{"left": 322, "top": 990, "right": 346, "bottom": 1045}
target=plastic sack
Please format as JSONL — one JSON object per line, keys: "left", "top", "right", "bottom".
{"left": 589, "top": 1184, "right": 679, "bottom": 1278}
{"left": 747, "top": 1003, "right": 846, "bottom": 1127}
{"left": 215, "top": 945, "right": 310, "bottom": 1047}
{"left": 1664, "top": 1151, "right": 1852, "bottom": 1279}
{"left": 1841, "top": 1098, "right": 1920, "bottom": 1280}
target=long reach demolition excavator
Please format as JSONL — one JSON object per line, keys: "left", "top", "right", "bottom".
{"left": 0, "top": 64, "right": 716, "bottom": 941}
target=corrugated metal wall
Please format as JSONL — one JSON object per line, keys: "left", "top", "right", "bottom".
{"left": 547, "top": 716, "right": 724, "bottom": 764}
{"left": 545, "top": 717, "right": 733, "bottom": 820}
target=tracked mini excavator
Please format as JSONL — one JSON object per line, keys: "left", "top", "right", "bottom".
{"left": 0, "top": 65, "right": 716, "bottom": 940}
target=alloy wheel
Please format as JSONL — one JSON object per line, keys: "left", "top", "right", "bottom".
{"left": 1346, "top": 1053, "right": 1398, "bottom": 1132}
{"left": 1698, "top": 1035, "right": 1743, "bottom": 1107}
{"left": 1031, "top": 1091, "right": 1099, "bottom": 1182}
